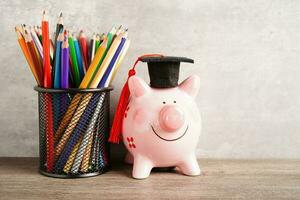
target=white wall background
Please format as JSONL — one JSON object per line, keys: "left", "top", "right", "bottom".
{"left": 0, "top": 0, "right": 299, "bottom": 158}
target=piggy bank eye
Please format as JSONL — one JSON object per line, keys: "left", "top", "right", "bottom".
{"left": 163, "top": 101, "right": 166, "bottom": 104}
{"left": 173, "top": 100, "right": 176, "bottom": 103}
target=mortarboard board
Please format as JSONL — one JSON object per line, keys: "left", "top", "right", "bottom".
{"left": 140, "top": 56, "right": 194, "bottom": 88}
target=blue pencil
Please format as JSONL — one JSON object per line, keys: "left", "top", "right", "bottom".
{"left": 73, "top": 36, "right": 85, "bottom": 80}
{"left": 53, "top": 32, "right": 63, "bottom": 88}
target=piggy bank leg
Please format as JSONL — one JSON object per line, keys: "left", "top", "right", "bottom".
{"left": 124, "top": 152, "right": 134, "bottom": 164}
{"left": 178, "top": 155, "right": 201, "bottom": 176}
{"left": 132, "top": 155, "right": 153, "bottom": 179}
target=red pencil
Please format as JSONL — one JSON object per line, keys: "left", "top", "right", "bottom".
{"left": 41, "top": 10, "right": 54, "bottom": 173}
{"left": 42, "top": 10, "right": 52, "bottom": 88}
{"left": 79, "top": 30, "right": 89, "bottom": 70}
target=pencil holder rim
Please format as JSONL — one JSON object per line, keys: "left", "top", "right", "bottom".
{"left": 34, "top": 86, "right": 113, "bottom": 93}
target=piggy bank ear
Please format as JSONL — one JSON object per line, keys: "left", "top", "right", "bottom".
{"left": 179, "top": 75, "right": 200, "bottom": 98}
{"left": 128, "top": 76, "right": 151, "bottom": 98}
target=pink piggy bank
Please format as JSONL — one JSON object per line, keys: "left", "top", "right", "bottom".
{"left": 122, "top": 73, "right": 201, "bottom": 179}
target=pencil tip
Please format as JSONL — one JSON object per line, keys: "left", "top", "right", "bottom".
{"left": 43, "top": 10, "right": 46, "bottom": 15}
{"left": 60, "top": 12, "right": 63, "bottom": 17}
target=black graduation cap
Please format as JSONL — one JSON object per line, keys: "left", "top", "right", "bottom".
{"left": 140, "top": 56, "right": 194, "bottom": 88}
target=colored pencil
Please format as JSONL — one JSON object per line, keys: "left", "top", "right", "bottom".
{"left": 61, "top": 34, "right": 69, "bottom": 89}
{"left": 52, "top": 13, "right": 63, "bottom": 83}
{"left": 54, "top": 13, "right": 63, "bottom": 44}
{"left": 15, "top": 27, "right": 41, "bottom": 85}
{"left": 53, "top": 32, "right": 63, "bottom": 88}
{"left": 42, "top": 11, "right": 52, "bottom": 88}
{"left": 42, "top": 11, "right": 54, "bottom": 173}
{"left": 90, "top": 33, "right": 96, "bottom": 63}
{"left": 73, "top": 34, "right": 85, "bottom": 79}
{"left": 36, "top": 26, "right": 42, "bottom": 44}
{"left": 68, "top": 33, "right": 81, "bottom": 87}
{"left": 99, "top": 33, "right": 105, "bottom": 44}
{"left": 30, "top": 26, "right": 43, "bottom": 60}
{"left": 24, "top": 29, "right": 43, "bottom": 85}
{"left": 50, "top": 39, "right": 54, "bottom": 63}
{"left": 108, "top": 39, "right": 131, "bottom": 86}
{"left": 79, "top": 30, "right": 89, "bottom": 71}
{"left": 95, "top": 34, "right": 100, "bottom": 53}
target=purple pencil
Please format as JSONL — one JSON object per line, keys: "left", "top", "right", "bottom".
{"left": 61, "top": 34, "right": 69, "bottom": 89}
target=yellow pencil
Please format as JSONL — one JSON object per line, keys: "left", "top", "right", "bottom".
{"left": 80, "top": 38, "right": 108, "bottom": 88}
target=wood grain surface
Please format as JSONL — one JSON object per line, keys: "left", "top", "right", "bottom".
{"left": 0, "top": 158, "right": 299, "bottom": 200}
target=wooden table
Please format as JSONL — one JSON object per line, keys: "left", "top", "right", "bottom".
{"left": 0, "top": 158, "right": 299, "bottom": 199}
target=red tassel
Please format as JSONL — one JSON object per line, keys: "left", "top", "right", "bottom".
{"left": 109, "top": 54, "right": 164, "bottom": 144}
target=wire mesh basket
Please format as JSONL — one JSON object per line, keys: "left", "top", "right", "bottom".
{"left": 34, "top": 86, "right": 113, "bottom": 178}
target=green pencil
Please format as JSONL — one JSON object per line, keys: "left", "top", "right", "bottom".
{"left": 68, "top": 32, "right": 81, "bottom": 87}
{"left": 95, "top": 34, "right": 100, "bottom": 53}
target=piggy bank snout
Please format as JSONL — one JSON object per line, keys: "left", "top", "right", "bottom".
{"left": 159, "top": 105, "right": 185, "bottom": 132}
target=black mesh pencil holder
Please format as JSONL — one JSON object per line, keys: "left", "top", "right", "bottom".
{"left": 34, "top": 86, "right": 113, "bottom": 178}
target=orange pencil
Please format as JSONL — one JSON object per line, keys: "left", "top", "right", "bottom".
{"left": 24, "top": 29, "right": 43, "bottom": 85}
{"left": 15, "top": 27, "right": 41, "bottom": 86}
